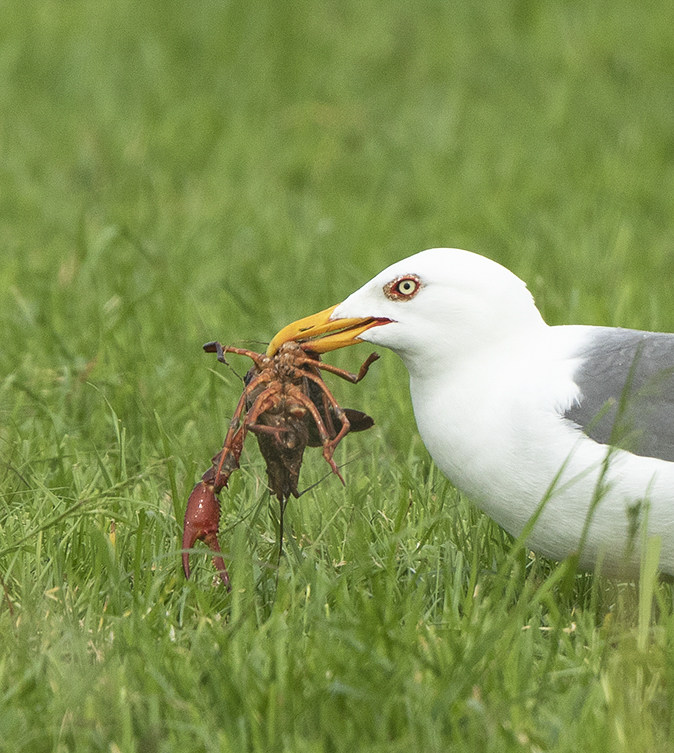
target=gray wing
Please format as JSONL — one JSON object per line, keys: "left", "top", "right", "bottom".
{"left": 564, "top": 328, "right": 674, "bottom": 462}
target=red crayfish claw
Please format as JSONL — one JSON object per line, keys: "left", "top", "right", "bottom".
{"left": 182, "top": 480, "right": 230, "bottom": 590}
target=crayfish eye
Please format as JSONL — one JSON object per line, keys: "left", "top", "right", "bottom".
{"left": 384, "top": 274, "right": 422, "bottom": 301}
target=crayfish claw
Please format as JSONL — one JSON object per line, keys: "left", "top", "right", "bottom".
{"left": 182, "top": 480, "right": 231, "bottom": 590}
{"left": 203, "top": 340, "right": 230, "bottom": 366}
{"left": 201, "top": 531, "right": 230, "bottom": 589}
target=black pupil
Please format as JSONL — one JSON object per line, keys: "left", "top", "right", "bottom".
{"left": 400, "top": 280, "right": 414, "bottom": 293}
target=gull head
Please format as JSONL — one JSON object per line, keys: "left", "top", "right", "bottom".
{"left": 267, "top": 248, "right": 545, "bottom": 374}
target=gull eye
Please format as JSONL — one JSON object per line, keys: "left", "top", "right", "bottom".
{"left": 384, "top": 275, "right": 421, "bottom": 301}
{"left": 397, "top": 279, "right": 417, "bottom": 295}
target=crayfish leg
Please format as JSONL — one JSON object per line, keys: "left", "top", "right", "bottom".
{"left": 298, "top": 352, "right": 380, "bottom": 384}
{"left": 287, "top": 386, "right": 346, "bottom": 485}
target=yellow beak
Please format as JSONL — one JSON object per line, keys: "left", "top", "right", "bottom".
{"left": 267, "top": 304, "right": 390, "bottom": 356}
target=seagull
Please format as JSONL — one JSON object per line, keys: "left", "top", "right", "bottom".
{"left": 267, "top": 248, "right": 674, "bottom": 576}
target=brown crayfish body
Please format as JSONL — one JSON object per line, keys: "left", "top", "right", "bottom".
{"left": 182, "top": 340, "right": 378, "bottom": 588}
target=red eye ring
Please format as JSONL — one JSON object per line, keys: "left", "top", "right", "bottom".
{"left": 383, "top": 275, "right": 422, "bottom": 301}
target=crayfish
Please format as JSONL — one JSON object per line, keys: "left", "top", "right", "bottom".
{"left": 182, "top": 339, "right": 379, "bottom": 588}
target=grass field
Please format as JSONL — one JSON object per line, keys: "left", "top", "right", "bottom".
{"left": 2, "top": 0, "right": 674, "bottom": 750}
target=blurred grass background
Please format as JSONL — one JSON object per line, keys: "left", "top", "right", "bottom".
{"left": 2, "top": 0, "right": 674, "bottom": 751}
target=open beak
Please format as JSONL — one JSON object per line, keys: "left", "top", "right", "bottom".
{"left": 267, "top": 304, "right": 391, "bottom": 356}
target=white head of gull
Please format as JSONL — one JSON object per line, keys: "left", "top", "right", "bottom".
{"left": 268, "top": 248, "right": 674, "bottom": 576}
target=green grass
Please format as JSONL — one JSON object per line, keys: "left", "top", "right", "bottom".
{"left": 2, "top": 0, "right": 674, "bottom": 750}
